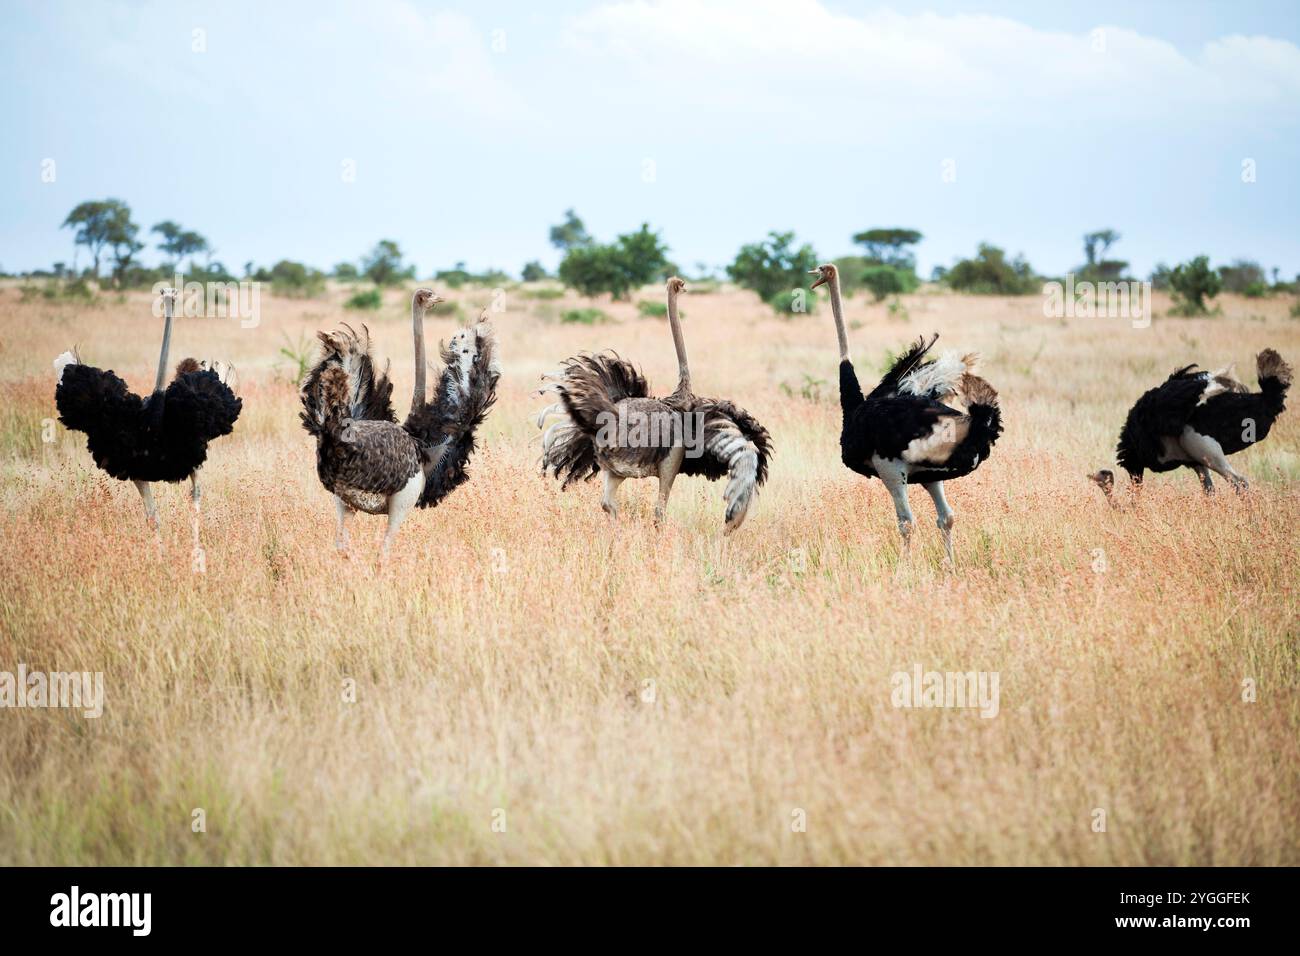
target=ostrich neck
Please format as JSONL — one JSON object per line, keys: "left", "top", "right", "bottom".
{"left": 667, "top": 288, "right": 690, "bottom": 393}
{"left": 410, "top": 301, "right": 427, "bottom": 416}
{"left": 828, "top": 273, "right": 850, "bottom": 362}
{"left": 153, "top": 308, "right": 174, "bottom": 393}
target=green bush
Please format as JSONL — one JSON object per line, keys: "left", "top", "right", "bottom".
{"left": 558, "top": 224, "right": 669, "bottom": 300}
{"left": 521, "top": 261, "right": 549, "bottom": 282}
{"left": 264, "top": 260, "right": 327, "bottom": 298}
{"left": 345, "top": 288, "right": 382, "bottom": 310}
{"left": 523, "top": 287, "right": 565, "bottom": 300}
{"left": 1243, "top": 281, "right": 1269, "bottom": 299}
{"left": 943, "top": 243, "right": 1037, "bottom": 294}
{"left": 861, "top": 265, "right": 918, "bottom": 302}
{"left": 436, "top": 264, "right": 512, "bottom": 289}
{"left": 61, "top": 277, "right": 97, "bottom": 301}
{"left": 561, "top": 308, "right": 610, "bottom": 325}
{"left": 727, "top": 230, "right": 817, "bottom": 310}
{"left": 768, "top": 288, "right": 817, "bottom": 316}
{"left": 1217, "top": 259, "right": 1266, "bottom": 294}
{"left": 1169, "top": 255, "right": 1221, "bottom": 315}
{"left": 636, "top": 300, "right": 670, "bottom": 318}
{"left": 362, "top": 240, "right": 414, "bottom": 287}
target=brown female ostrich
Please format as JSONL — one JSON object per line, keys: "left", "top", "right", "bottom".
{"left": 300, "top": 289, "right": 500, "bottom": 561}
{"left": 536, "top": 276, "right": 772, "bottom": 532}
{"left": 811, "top": 263, "right": 1002, "bottom": 562}
{"left": 1090, "top": 349, "right": 1291, "bottom": 502}
{"left": 54, "top": 287, "right": 241, "bottom": 532}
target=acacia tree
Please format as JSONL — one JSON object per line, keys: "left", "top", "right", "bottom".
{"left": 109, "top": 218, "right": 144, "bottom": 286}
{"left": 152, "top": 221, "right": 210, "bottom": 269}
{"left": 62, "top": 199, "right": 134, "bottom": 279}
{"left": 1081, "top": 229, "right": 1128, "bottom": 280}
{"left": 852, "top": 228, "right": 923, "bottom": 268}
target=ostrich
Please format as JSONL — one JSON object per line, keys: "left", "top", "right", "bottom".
{"left": 1089, "top": 349, "right": 1291, "bottom": 502}
{"left": 299, "top": 288, "right": 500, "bottom": 561}
{"left": 810, "top": 263, "right": 1002, "bottom": 562}
{"left": 536, "top": 276, "right": 772, "bottom": 532}
{"left": 53, "top": 287, "right": 242, "bottom": 530}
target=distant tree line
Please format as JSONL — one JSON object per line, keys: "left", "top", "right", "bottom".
{"left": 11, "top": 199, "right": 1295, "bottom": 319}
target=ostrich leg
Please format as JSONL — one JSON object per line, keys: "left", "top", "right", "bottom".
{"left": 654, "top": 446, "right": 685, "bottom": 527}
{"left": 133, "top": 480, "right": 159, "bottom": 529}
{"left": 378, "top": 473, "right": 424, "bottom": 563}
{"left": 333, "top": 495, "right": 352, "bottom": 553}
{"left": 1180, "top": 431, "right": 1248, "bottom": 492}
{"left": 876, "top": 459, "right": 914, "bottom": 556}
{"left": 1191, "top": 465, "right": 1215, "bottom": 495}
{"left": 1129, "top": 471, "right": 1144, "bottom": 505}
{"left": 924, "top": 481, "right": 956, "bottom": 563}
{"left": 601, "top": 473, "right": 624, "bottom": 521}
{"left": 189, "top": 468, "right": 203, "bottom": 551}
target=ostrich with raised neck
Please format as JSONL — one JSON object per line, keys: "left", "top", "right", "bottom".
{"left": 537, "top": 276, "right": 772, "bottom": 532}
{"left": 300, "top": 288, "right": 500, "bottom": 562}
{"left": 53, "top": 286, "right": 242, "bottom": 532}
{"left": 811, "top": 263, "right": 1002, "bottom": 562}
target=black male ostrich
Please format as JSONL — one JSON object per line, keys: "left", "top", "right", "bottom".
{"left": 54, "top": 287, "right": 242, "bottom": 529}
{"left": 536, "top": 276, "right": 771, "bottom": 532}
{"left": 299, "top": 288, "right": 500, "bottom": 561}
{"left": 1090, "top": 349, "right": 1291, "bottom": 502}
{"left": 811, "top": 263, "right": 1002, "bottom": 562}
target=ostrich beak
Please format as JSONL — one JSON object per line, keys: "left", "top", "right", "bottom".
{"left": 809, "top": 269, "right": 828, "bottom": 290}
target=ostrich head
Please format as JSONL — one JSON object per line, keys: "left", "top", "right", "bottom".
{"left": 809, "top": 264, "right": 837, "bottom": 290}
{"left": 666, "top": 276, "right": 686, "bottom": 296}
{"left": 1088, "top": 470, "right": 1115, "bottom": 495}
{"left": 160, "top": 287, "right": 179, "bottom": 313}
{"left": 412, "top": 288, "right": 445, "bottom": 312}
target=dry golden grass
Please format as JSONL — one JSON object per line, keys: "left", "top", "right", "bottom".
{"left": 1, "top": 281, "right": 1297, "bottom": 865}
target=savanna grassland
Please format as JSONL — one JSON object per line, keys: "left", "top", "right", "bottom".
{"left": 1, "top": 280, "right": 1297, "bottom": 865}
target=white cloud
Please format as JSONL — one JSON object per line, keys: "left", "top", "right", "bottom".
{"left": 561, "top": 0, "right": 1300, "bottom": 128}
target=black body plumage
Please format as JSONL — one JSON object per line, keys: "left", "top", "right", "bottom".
{"left": 1112, "top": 350, "right": 1291, "bottom": 481}
{"left": 56, "top": 360, "right": 242, "bottom": 483}
{"left": 839, "top": 338, "right": 1003, "bottom": 485}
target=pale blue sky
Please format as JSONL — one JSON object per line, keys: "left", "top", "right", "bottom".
{"left": 2, "top": 0, "right": 1298, "bottom": 279}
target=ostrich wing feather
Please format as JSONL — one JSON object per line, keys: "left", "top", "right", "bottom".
{"left": 405, "top": 322, "right": 501, "bottom": 509}
{"left": 164, "top": 366, "right": 242, "bottom": 445}
{"left": 681, "top": 398, "right": 773, "bottom": 532}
